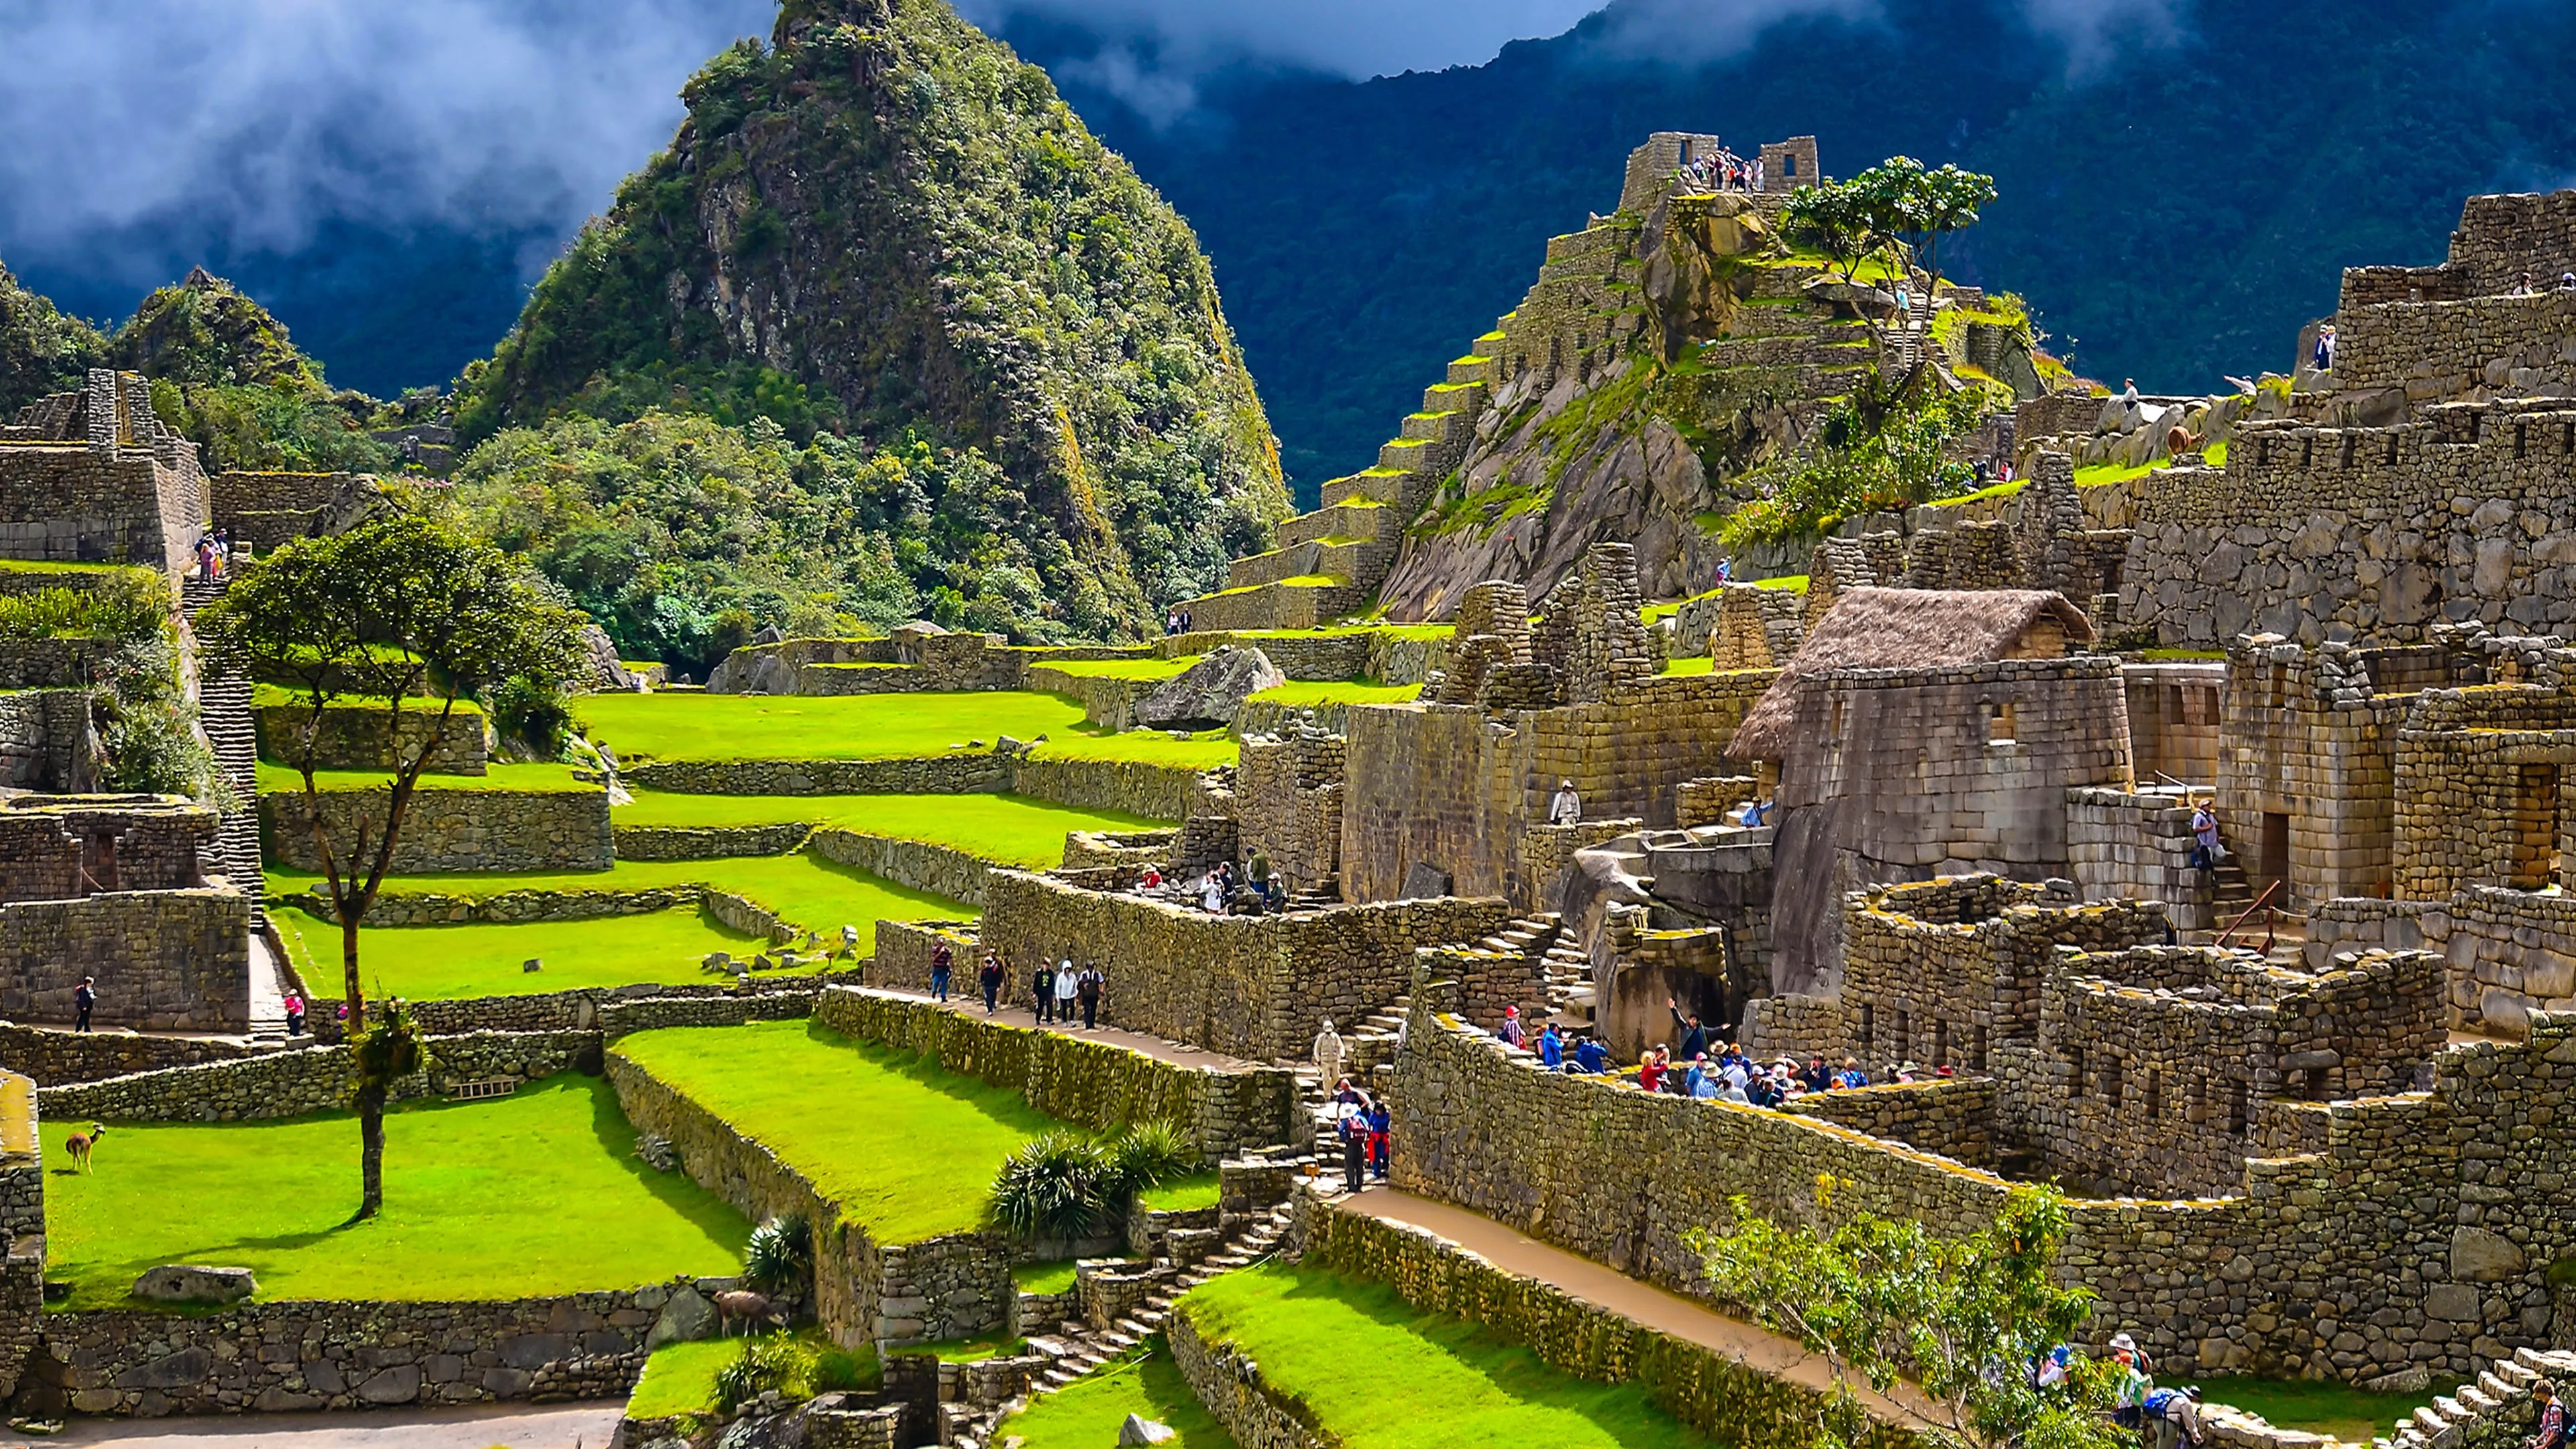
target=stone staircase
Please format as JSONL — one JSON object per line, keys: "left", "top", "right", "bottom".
{"left": 1544, "top": 933, "right": 1598, "bottom": 1034}
{"left": 181, "top": 574, "right": 284, "bottom": 1043}
{"left": 2361, "top": 1346, "right": 2576, "bottom": 1449}
{"left": 1175, "top": 343, "right": 1501, "bottom": 631}
{"left": 955, "top": 1199, "right": 1298, "bottom": 1449}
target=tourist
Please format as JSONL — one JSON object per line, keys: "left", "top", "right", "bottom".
{"left": 2147, "top": 1385, "right": 2205, "bottom": 1449}
{"left": 929, "top": 939, "right": 953, "bottom": 1002}
{"left": 73, "top": 975, "right": 95, "bottom": 1033}
{"left": 1313, "top": 1018, "right": 1346, "bottom": 1087}
{"left": 979, "top": 952, "right": 1004, "bottom": 1013}
{"left": 1031, "top": 960, "right": 1057, "bottom": 1024}
{"left": 1719, "top": 1050, "right": 1754, "bottom": 1097}
{"left": 1638, "top": 1046, "right": 1669, "bottom": 1093}
{"left": 1832, "top": 1057, "right": 1869, "bottom": 1089}
{"left": 841, "top": 924, "right": 860, "bottom": 957}
{"left": 1340, "top": 1098, "right": 1371, "bottom": 1193}
{"left": 1666, "top": 998, "right": 1709, "bottom": 1061}
{"left": 282, "top": 990, "right": 304, "bottom": 1037}
{"left": 1718, "top": 1071, "right": 1751, "bottom": 1104}
{"left": 1538, "top": 1020, "right": 1564, "bottom": 1069}
{"left": 1138, "top": 865, "right": 1161, "bottom": 891}
{"left": 2110, "top": 1332, "right": 2155, "bottom": 1377}
{"left": 1894, "top": 283, "right": 1911, "bottom": 323}
{"left": 2561, "top": 273, "right": 2576, "bottom": 292}
{"left": 2312, "top": 325, "right": 2335, "bottom": 372}
{"left": 1366, "top": 1098, "right": 1391, "bottom": 1179}
{"left": 2121, "top": 378, "right": 2141, "bottom": 406}
{"left": 2110, "top": 1340, "right": 2152, "bottom": 1434}
{"left": 1200, "top": 871, "right": 1224, "bottom": 914}
{"left": 2190, "top": 800, "right": 2220, "bottom": 873}
{"left": 1053, "top": 961, "right": 1081, "bottom": 1026}
{"left": 1799, "top": 1055, "right": 1831, "bottom": 1093}
{"left": 1572, "top": 1032, "right": 1611, "bottom": 1075}
{"left": 2524, "top": 1381, "right": 2565, "bottom": 1449}
{"left": 1549, "top": 778, "right": 1582, "bottom": 826}
{"left": 1077, "top": 965, "right": 1104, "bottom": 1029}
{"left": 2514, "top": 272, "right": 2538, "bottom": 297}
{"left": 1499, "top": 1005, "right": 1526, "bottom": 1049}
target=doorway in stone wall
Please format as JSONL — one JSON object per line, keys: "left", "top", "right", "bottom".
{"left": 2257, "top": 811, "right": 2290, "bottom": 900}
{"left": 2513, "top": 763, "right": 2562, "bottom": 890}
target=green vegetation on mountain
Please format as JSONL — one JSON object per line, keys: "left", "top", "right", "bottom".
{"left": 117, "top": 269, "right": 396, "bottom": 474}
{"left": 455, "top": 0, "right": 1291, "bottom": 645}
{"left": 0, "top": 260, "right": 106, "bottom": 417}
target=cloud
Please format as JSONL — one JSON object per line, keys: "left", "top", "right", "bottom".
{"left": 0, "top": 0, "right": 772, "bottom": 279}
{"left": 2011, "top": 0, "right": 2190, "bottom": 72}
{"left": 1582, "top": 0, "right": 1882, "bottom": 64}
{"left": 958, "top": 0, "right": 1605, "bottom": 87}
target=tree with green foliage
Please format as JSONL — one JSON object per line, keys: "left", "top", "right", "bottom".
{"left": 1851, "top": 157, "right": 1998, "bottom": 302}
{"left": 195, "top": 512, "right": 586, "bottom": 1218}
{"left": 0, "top": 260, "right": 107, "bottom": 416}
{"left": 1693, "top": 1181, "right": 2123, "bottom": 1449}
{"left": 1719, "top": 388, "right": 1984, "bottom": 549}
{"left": 1782, "top": 180, "right": 1890, "bottom": 286}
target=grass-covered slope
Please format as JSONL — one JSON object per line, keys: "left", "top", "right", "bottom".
{"left": 456, "top": 0, "right": 1290, "bottom": 644}
{"left": 42, "top": 1076, "right": 747, "bottom": 1309}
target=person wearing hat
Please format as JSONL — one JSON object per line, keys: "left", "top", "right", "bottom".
{"left": 1053, "top": 959, "right": 1080, "bottom": 1025}
{"left": 1549, "top": 778, "right": 1582, "bottom": 826}
{"left": 2110, "top": 1336, "right": 2151, "bottom": 1433}
{"left": 2145, "top": 1384, "right": 2204, "bottom": 1449}
{"left": 1498, "top": 1005, "right": 1526, "bottom": 1048}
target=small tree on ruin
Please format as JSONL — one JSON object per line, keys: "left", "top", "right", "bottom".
{"left": 195, "top": 510, "right": 586, "bottom": 1219}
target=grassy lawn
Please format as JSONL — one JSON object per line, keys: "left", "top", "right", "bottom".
{"left": 1012, "top": 1260, "right": 1079, "bottom": 1295}
{"left": 1235, "top": 624, "right": 1450, "bottom": 641}
{"left": 273, "top": 903, "right": 783, "bottom": 1002}
{"left": 905, "top": 1334, "right": 1029, "bottom": 1363}
{"left": 614, "top": 789, "right": 1170, "bottom": 865}
{"left": 612, "top": 1020, "right": 1063, "bottom": 1244}
{"left": 1042, "top": 656, "right": 1197, "bottom": 680}
{"left": 43, "top": 1075, "right": 747, "bottom": 1311}
{"left": 268, "top": 851, "right": 975, "bottom": 949}
{"left": 628, "top": 1330, "right": 878, "bottom": 1420}
{"left": 1660, "top": 655, "right": 1715, "bottom": 676}
{"left": 254, "top": 760, "right": 596, "bottom": 794}
{"left": 1183, "top": 1263, "right": 1713, "bottom": 1448}
{"left": 573, "top": 691, "right": 1234, "bottom": 769}
{"left": 1246, "top": 681, "right": 1421, "bottom": 708}
{"left": 1137, "top": 1173, "right": 1221, "bottom": 1213}
{"left": 990, "top": 1344, "right": 1239, "bottom": 1449}
{"left": 2198, "top": 1377, "right": 2445, "bottom": 1443}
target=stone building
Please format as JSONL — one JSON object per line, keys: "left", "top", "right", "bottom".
{"left": 0, "top": 796, "right": 250, "bottom": 1032}
{"left": 1, "top": 370, "right": 208, "bottom": 584}
{"left": 1733, "top": 588, "right": 2133, "bottom": 994}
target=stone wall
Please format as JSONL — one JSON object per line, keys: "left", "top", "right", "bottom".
{"left": 624, "top": 756, "right": 1009, "bottom": 796}
{"left": 263, "top": 787, "right": 612, "bottom": 873}
{"left": 2067, "top": 788, "right": 2218, "bottom": 932}
{"left": 2020, "top": 946, "right": 2445, "bottom": 1197}
{"left": 1060, "top": 828, "right": 1177, "bottom": 871}
{"left": 865, "top": 919, "right": 983, "bottom": 996}
{"left": 612, "top": 822, "right": 812, "bottom": 860}
{"left": 2123, "top": 661, "right": 2224, "bottom": 786}
{"left": 2120, "top": 402, "right": 2576, "bottom": 647}
{"left": 0, "top": 889, "right": 248, "bottom": 1032}
{"left": 2308, "top": 887, "right": 2576, "bottom": 1036}
{"left": 0, "top": 372, "right": 207, "bottom": 582}
{"left": 0, "top": 688, "right": 95, "bottom": 792}
{"left": 251, "top": 701, "right": 490, "bottom": 775}
{"left": 279, "top": 884, "right": 697, "bottom": 928}
{"left": 2332, "top": 291, "right": 2576, "bottom": 401}
{"left": 38, "top": 1030, "right": 598, "bottom": 1122}
{"left": 977, "top": 870, "right": 1511, "bottom": 1061}
{"left": 1006, "top": 757, "right": 1212, "bottom": 822}
{"left": 0, "top": 637, "right": 128, "bottom": 691}
{"left": 812, "top": 987, "right": 1299, "bottom": 1159}
{"left": 20, "top": 1288, "right": 680, "bottom": 1416}
{"left": 1339, "top": 670, "right": 1774, "bottom": 904}
{"left": 807, "top": 828, "right": 996, "bottom": 907}
{"left": 1291, "top": 1191, "right": 1929, "bottom": 1449}
{"left": 2391, "top": 683, "right": 2576, "bottom": 901}
{"left": 1236, "top": 723, "right": 1344, "bottom": 894}
{"left": 1394, "top": 999, "right": 2576, "bottom": 1383}
{"left": 1781, "top": 1077, "right": 1998, "bottom": 1167}
{"left": 0, "top": 1022, "right": 270, "bottom": 1085}
{"left": 1165, "top": 1303, "right": 1324, "bottom": 1449}
{"left": 0, "top": 796, "right": 215, "bottom": 904}
{"left": 0, "top": 1073, "right": 42, "bottom": 1404}
{"left": 1841, "top": 875, "right": 2169, "bottom": 1070}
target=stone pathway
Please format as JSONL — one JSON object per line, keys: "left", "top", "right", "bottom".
{"left": 1328, "top": 1187, "right": 1934, "bottom": 1426}
{"left": 872, "top": 987, "right": 1257, "bottom": 1071}
{"left": 31, "top": 1399, "right": 621, "bottom": 1448}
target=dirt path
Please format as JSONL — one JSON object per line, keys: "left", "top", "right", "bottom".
{"left": 1330, "top": 1187, "right": 1937, "bottom": 1427}
{"left": 34, "top": 1400, "right": 621, "bottom": 1448}
{"left": 865, "top": 986, "right": 1258, "bottom": 1071}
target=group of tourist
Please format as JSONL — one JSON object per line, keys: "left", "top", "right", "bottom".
{"left": 2507, "top": 272, "right": 2576, "bottom": 295}
{"left": 1162, "top": 605, "right": 1195, "bottom": 635}
{"left": 2103, "top": 1333, "right": 2207, "bottom": 1449}
{"left": 1674, "top": 146, "right": 1763, "bottom": 195}
{"left": 1026, "top": 959, "right": 1108, "bottom": 1029}
{"left": 191, "top": 529, "right": 232, "bottom": 582}
{"left": 1328, "top": 1077, "right": 1391, "bottom": 1193}
{"left": 2312, "top": 323, "right": 2338, "bottom": 373}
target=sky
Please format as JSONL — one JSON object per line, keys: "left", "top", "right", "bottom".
{"left": 0, "top": 0, "right": 2184, "bottom": 303}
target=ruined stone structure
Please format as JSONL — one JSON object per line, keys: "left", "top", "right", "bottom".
{"left": 0, "top": 796, "right": 250, "bottom": 1032}
{"left": 1, "top": 370, "right": 207, "bottom": 583}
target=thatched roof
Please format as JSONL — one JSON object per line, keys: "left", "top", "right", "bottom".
{"left": 1727, "top": 588, "right": 2095, "bottom": 761}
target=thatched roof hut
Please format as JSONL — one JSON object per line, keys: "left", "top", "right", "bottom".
{"left": 1727, "top": 588, "right": 2095, "bottom": 761}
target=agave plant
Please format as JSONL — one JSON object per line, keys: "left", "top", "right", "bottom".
{"left": 987, "top": 1132, "right": 1113, "bottom": 1238}
{"left": 743, "top": 1214, "right": 812, "bottom": 1293}
{"left": 1105, "top": 1120, "right": 1195, "bottom": 1195}
{"left": 714, "top": 1335, "right": 796, "bottom": 1413}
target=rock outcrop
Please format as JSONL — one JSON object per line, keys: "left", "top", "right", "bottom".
{"left": 1135, "top": 646, "right": 1283, "bottom": 731}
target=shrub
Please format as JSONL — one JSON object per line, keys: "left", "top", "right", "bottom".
{"left": 743, "top": 1214, "right": 812, "bottom": 1293}
{"left": 1106, "top": 1120, "right": 1196, "bottom": 1194}
{"left": 0, "top": 575, "right": 166, "bottom": 643}
{"left": 714, "top": 1334, "right": 797, "bottom": 1412}
{"left": 988, "top": 1132, "right": 1115, "bottom": 1239}
{"left": 487, "top": 674, "right": 574, "bottom": 758}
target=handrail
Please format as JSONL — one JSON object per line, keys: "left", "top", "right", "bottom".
{"left": 2216, "top": 879, "right": 2282, "bottom": 949}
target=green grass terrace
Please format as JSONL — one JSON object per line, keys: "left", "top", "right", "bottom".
{"left": 1181, "top": 1263, "right": 1714, "bottom": 1448}
{"left": 610, "top": 1020, "right": 1064, "bottom": 1244}
{"left": 42, "top": 1076, "right": 746, "bottom": 1311}
{"left": 272, "top": 902, "right": 786, "bottom": 1002}
{"left": 614, "top": 790, "right": 1168, "bottom": 868}
{"left": 572, "top": 691, "right": 1236, "bottom": 770}
{"left": 991, "top": 1344, "right": 1238, "bottom": 1448}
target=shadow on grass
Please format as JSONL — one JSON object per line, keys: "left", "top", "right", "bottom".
{"left": 799, "top": 1018, "right": 1059, "bottom": 1128}
{"left": 586, "top": 1073, "right": 757, "bottom": 1253}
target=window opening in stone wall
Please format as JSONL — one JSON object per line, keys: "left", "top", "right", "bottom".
{"left": 2228, "top": 1080, "right": 2249, "bottom": 1134}
{"left": 1893, "top": 1009, "right": 1912, "bottom": 1064}
{"left": 2069, "top": 1044, "right": 2086, "bottom": 1099}
{"left": 2267, "top": 664, "right": 2287, "bottom": 706}
{"left": 1987, "top": 700, "right": 2018, "bottom": 744}
{"left": 1932, "top": 1020, "right": 1950, "bottom": 1069}
{"left": 1858, "top": 1003, "right": 1874, "bottom": 1057}
{"left": 2385, "top": 432, "right": 2402, "bottom": 465}
{"left": 2143, "top": 1068, "right": 2162, "bottom": 1120}
{"left": 1972, "top": 1024, "right": 1988, "bottom": 1072}
{"left": 2512, "top": 763, "right": 2561, "bottom": 890}
{"left": 2516, "top": 422, "right": 2528, "bottom": 460}
{"left": 2188, "top": 1076, "right": 2206, "bottom": 1124}
{"left": 1830, "top": 698, "right": 1845, "bottom": 739}
{"left": 2100, "top": 1058, "right": 2123, "bottom": 1109}
{"left": 2339, "top": 433, "right": 2357, "bottom": 468}
{"left": 1783, "top": 154, "right": 1797, "bottom": 176}
{"left": 2303, "top": 1065, "right": 2328, "bottom": 1101}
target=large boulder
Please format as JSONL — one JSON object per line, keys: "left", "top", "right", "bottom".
{"left": 1134, "top": 646, "right": 1285, "bottom": 732}
{"left": 1120, "top": 1414, "right": 1178, "bottom": 1445}
{"left": 578, "top": 624, "right": 639, "bottom": 692}
{"left": 132, "top": 1264, "right": 256, "bottom": 1305}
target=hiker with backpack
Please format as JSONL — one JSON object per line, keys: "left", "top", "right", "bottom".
{"left": 2146, "top": 1386, "right": 2205, "bottom": 1449}
{"left": 2528, "top": 1382, "right": 2568, "bottom": 1449}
